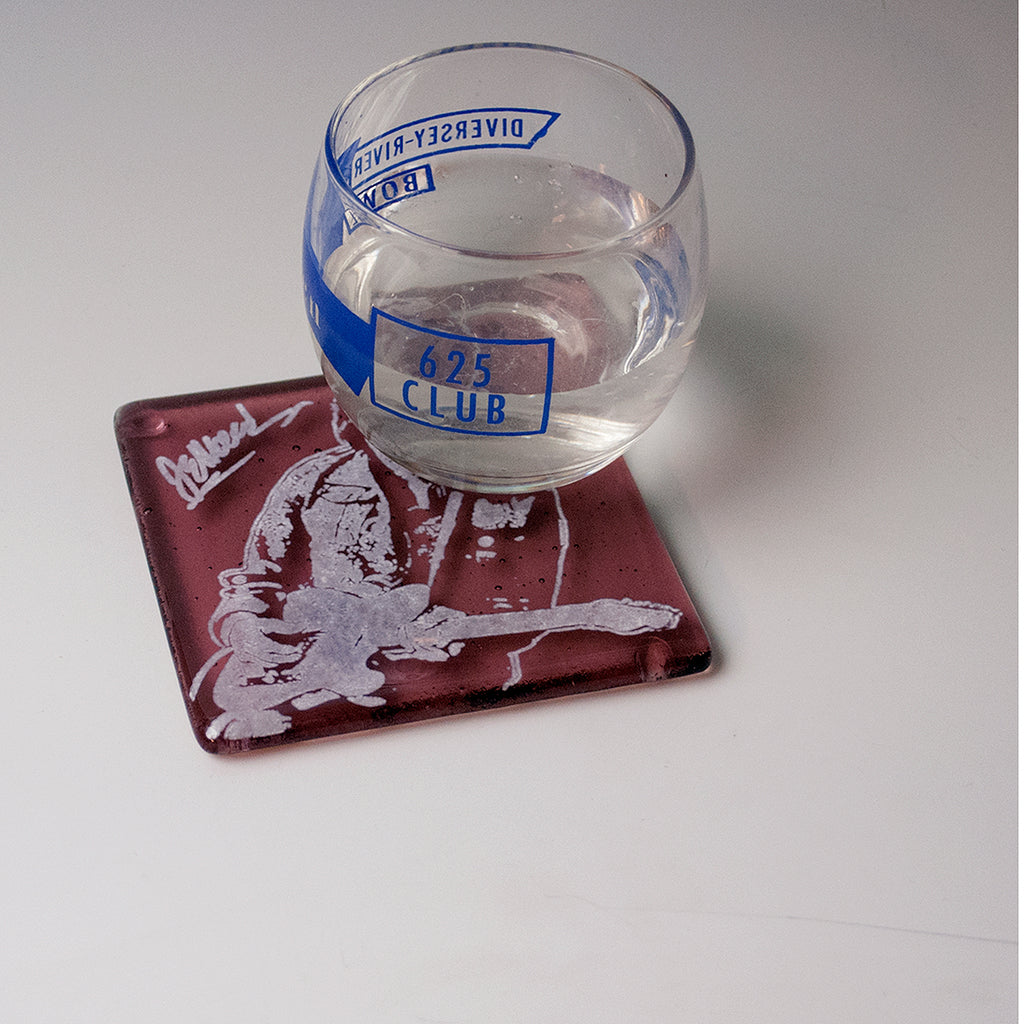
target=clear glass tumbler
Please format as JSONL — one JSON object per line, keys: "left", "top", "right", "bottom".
{"left": 303, "top": 42, "right": 708, "bottom": 492}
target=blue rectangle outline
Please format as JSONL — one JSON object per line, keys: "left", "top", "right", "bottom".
{"left": 368, "top": 308, "right": 555, "bottom": 437}
{"left": 356, "top": 163, "right": 436, "bottom": 213}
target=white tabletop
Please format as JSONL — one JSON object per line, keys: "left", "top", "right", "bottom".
{"left": 2, "top": 1, "right": 1016, "bottom": 1020}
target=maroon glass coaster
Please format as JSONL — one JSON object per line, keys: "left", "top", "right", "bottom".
{"left": 115, "top": 377, "right": 711, "bottom": 753}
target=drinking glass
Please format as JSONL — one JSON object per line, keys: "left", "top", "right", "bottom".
{"left": 303, "top": 42, "right": 708, "bottom": 492}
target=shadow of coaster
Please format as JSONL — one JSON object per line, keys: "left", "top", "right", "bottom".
{"left": 115, "top": 376, "right": 711, "bottom": 753}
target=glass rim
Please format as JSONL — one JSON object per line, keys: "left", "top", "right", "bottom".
{"left": 322, "top": 42, "right": 698, "bottom": 261}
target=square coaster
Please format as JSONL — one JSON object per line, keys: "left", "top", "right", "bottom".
{"left": 115, "top": 377, "right": 711, "bottom": 753}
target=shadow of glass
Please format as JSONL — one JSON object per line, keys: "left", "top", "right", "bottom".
{"left": 687, "top": 286, "right": 821, "bottom": 498}
{"left": 628, "top": 283, "right": 823, "bottom": 668}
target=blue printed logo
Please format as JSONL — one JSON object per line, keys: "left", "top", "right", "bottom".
{"left": 303, "top": 243, "right": 554, "bottom": 437}
{"left": 346, "top": 107, "right": 560, "bottom": 189}
{"left": 369, "top": 311, "right": 553, "bottom": 436}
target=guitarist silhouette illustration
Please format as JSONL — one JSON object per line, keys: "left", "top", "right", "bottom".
{"left": 191, "top": 406, "right": 680, "bottom": 741}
